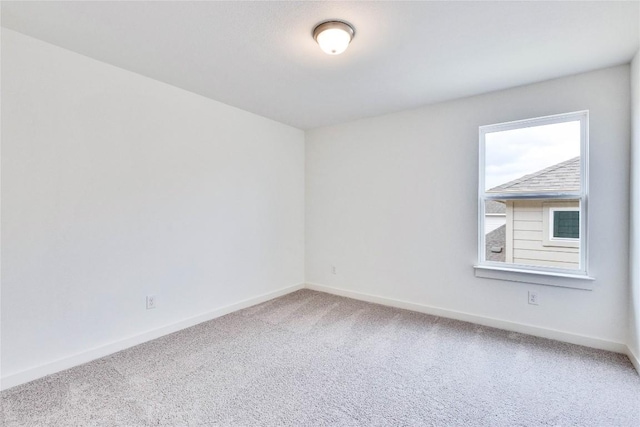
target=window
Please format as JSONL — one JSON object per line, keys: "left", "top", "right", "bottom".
{"left": 540, "top": 202, "right": 580, "bottom": 249}
{"left": 553, "top": 210, "right": 579, "bottom": 239}
{"left": 476, "top": 111, "right": 589, "bottom": 280}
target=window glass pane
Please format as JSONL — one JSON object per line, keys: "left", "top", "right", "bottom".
{"left": 485, "top": 121, "right": 581, "bottom": 193}
{"left": 553, "top": 211, "right": 579, "bottom": 239}
{"left": 484, "top": 199, "right": 581, "bottom": 270}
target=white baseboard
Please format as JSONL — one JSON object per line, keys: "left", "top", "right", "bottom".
{"left": 627, "top": 346, "right": 640, "bottom": 375}
{"left": 306, "top": 282, "right": 629, "bottom": 355}
{"left": 1, "top": 283, "right": 304, "bottom": 391}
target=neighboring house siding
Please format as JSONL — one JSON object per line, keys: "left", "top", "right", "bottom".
{"left": 505, "top": 200, "right": 579, "bottom": 269}
{"left": 485, "top": 214, "right": 506, "bottom": 234}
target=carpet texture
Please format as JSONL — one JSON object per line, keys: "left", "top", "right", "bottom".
{"left": 2, "top": 289, "right": 639, "bottom": 426}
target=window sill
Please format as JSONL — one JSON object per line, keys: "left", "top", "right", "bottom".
{"left": 473, "top": 265, "right": 595, "bottom": 290}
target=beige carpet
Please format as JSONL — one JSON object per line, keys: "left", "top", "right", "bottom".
{"left": 2, "top": 289, "right": 639, "bottom": 426}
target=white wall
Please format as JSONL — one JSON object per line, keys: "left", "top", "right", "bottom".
{"left": 630, "top": 50, "right": 640, "bottom": 366}
{"left": 306, "top": 65, "right": 630, "bottom": 346}
{"left": 1, "top": 29, "right": 305, "bottom": 382}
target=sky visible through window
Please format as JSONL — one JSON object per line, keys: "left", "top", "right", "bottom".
{"left": 485, "top": 121, "right": 581, "bottom": 191}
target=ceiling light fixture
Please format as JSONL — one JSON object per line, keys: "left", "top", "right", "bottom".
{"left": 313, "top": 21, "right": 355, "bottom": 55}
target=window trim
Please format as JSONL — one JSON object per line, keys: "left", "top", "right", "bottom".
{"left": 476, "top": 111, "right": 590, "bottom": 284}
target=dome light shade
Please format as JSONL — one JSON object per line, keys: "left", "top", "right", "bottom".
{"left": 313, "top": 21, "right": 355, "bottom": 55}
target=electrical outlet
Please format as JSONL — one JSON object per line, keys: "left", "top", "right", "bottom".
{"left": 528, "top": 291, "right": 539, "bottom": 305}
{"left": 146, "top": 295, "right": 156, "bottom": 310}
{"left": 331, "top": 265, "right": 336, "bottom": 274}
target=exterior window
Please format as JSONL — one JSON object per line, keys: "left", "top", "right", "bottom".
{"left": 478, "top": 111, "right": 588, "bottom": 276}
{"left": 541, "top": 203, "right": 580, "bottom": 248}
{"left": 552, "top": 209, "right": 579, "bottom": 239}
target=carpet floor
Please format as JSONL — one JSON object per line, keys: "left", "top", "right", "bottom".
{"left": 2, "top": 289, "right": 639, "bottom": 426}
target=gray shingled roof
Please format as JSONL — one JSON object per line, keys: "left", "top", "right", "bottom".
{"left": 487, "top": 157, "right": 580, "bottom": 193}
{"left": 485, "top": 200, "right": 506, "bottom": 214}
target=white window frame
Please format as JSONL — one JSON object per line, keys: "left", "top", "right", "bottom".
{"left": 475, "top": 111, "right": 592, "bottom": 288}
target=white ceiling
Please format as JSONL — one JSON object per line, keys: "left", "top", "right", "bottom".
{"left": 2, "top": 1, "right": 639, "bottom": 130}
